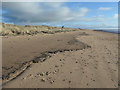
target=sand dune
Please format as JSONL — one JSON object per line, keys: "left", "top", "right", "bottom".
{"left": 2, "top": 29, "right": 118, "bottom": 88}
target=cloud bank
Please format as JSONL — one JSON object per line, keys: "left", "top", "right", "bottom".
{"left": 98, "top": 7, "right": 112, "bottom": 11}
{"left": 2, "top": 2, "right": 89, "bottom": 24}
{"left": 2, "top": 2, "right": 118, "bottom": 29}
{"left": 113, "top": 14, "right": 118, "bottom": 19}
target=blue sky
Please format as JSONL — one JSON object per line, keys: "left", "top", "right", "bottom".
{"left": 1, "top": 2, "right": 118, "bottom": 29}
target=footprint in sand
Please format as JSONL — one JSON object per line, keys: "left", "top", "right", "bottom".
{"left": 21, "top": 74, "right": 33, "bottom": 80}
{"left": 47, "top": 77, "right": 55, "bottom": 84}
{"left": 55, "top": 65, "right": 59, "bottom": 68}
{"left": 60, "top": 59, "right": 62, "bottom": 61}
{"left": 27, "top": 74, "right": 33, "bottom": 78}
{"left": 76, "top": 61, "right": 78, "bottom": 63}
{"left": 62, "top": 79, "right": 66, "bottom": 81}
{"left": 68, "top": 80, "right": 71, "bottom": 84}
{"left": 86, "top": 83, "right": 89, "bottom": 86}
{"left": 70, "top": 72, "right": 72, "bottom": 74}
{"left": 37, "top": 72, "right": 45, "bottom": 76}
{"left": 108, "top": 62, "right": 110, "bottom": 64}
{"left": 45, "top": 71, "right": 51, "bottom": 76}
{"left": 94, "top": 66, "right": 97, "bottom": 69}
{"left": 63, "top": 59, "right": 65, "bottom": 61}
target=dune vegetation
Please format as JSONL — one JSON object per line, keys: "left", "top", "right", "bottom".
{"left": 0, "top": 23, "right": 81, "bottom": 36}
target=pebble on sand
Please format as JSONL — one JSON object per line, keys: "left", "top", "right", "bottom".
{"left": 41, "top": 78, "right": 46, "bottom": 82}
{"left": 76, "top": 61, "right": 78, "bottom": 63}
{"left": 50, "top": 80, "right": 55, "bottom": 84}
{"left": 22, "top": 77, "right": 26, "bottom": 80}
{"left": 45, "top": 71, "right": 51, "bottom": 76}
{"left": 39, "top": 72, "right": 45, "bottom": 76}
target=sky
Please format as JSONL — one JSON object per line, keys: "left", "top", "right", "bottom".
{"left": 1, "top": 2, "right": 118, "bottom": 29}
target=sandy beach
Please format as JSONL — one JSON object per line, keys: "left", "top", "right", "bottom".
{"left": 2, "top": 29, "right": 118, "bottom": 88}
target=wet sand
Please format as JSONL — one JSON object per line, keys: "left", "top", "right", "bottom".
{"left": 2, "top": 30, "right": 118, "bottom": 88}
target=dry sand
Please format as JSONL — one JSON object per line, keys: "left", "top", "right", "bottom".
{"left": 2, "top": 30, "right": 118, "bottom": 88}
{"left": 2, "top": 30, "right": 90, "bottom": 83}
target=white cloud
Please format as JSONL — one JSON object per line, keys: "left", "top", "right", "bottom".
{"left": 2, "top": 2, "right": 117, "bottom": 30}
{"left": 113, "top": 14, "right": 118, "bottom": 19}
{"left": 78, "top": 8, "right": 89, "bottom": 17}
{"left": 98, "top": 7, "right": 112, "bottom": 10}
{"left": 3, "top": 2, "right": 89, "bottom": 24}
{"left": 98, "top": 15, "right": 104, "bottom": 17}
{"left": 2, "top": 0, "right": 120, "bottom": 2}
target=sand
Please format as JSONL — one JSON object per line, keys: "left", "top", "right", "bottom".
{"left": 2, "top": 30, "right": 118, "bottom": 88}
{"left": 2, "top": 30, "right": 90, "bottom": 83}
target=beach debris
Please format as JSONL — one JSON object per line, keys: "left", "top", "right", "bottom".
{"left": 41, "top": 78, "right": 46, "bottom": 82}
{"left": 37, "top": 73, "right": 41, "bottom": 76}
{"left": 22, "top": 77, "right": 26, "bottom": 80}
{"left": 37, "top": 71, "right": 51, "bottom": 76}
{"left": 45, "top": 71, "right": 51, "bottom": 76}
{"left": 32, "top": 53, "right": 49, "bottom": 63}
{"left": 27, "top": 74, "right": 33, "bottom": 78}
{"left": 53, "top": 71, "right": 57, "bottom": 74}
{"left": 56, "top": 69, "right": 59, "bottom": 72}
{"left": 49, "top": 80, "right": 55, "bottom": 84}
{"left": 38, "top": 72, "right": 44, "bottom": 76}
{"left": 53, "top": 69, "right": 59, "bottom": 74}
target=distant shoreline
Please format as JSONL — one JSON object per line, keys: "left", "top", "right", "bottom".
{"left": 93, "top": 29, "right": 119, "bottom": 34}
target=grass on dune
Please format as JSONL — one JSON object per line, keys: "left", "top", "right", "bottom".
{"left": 0, "top": 23, "right": 81, "bottom": 36}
